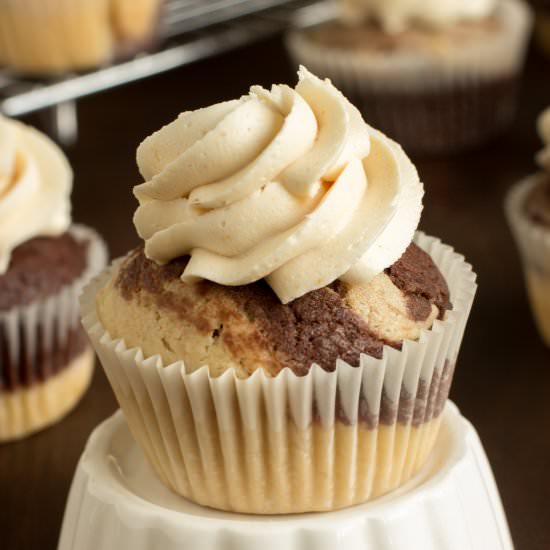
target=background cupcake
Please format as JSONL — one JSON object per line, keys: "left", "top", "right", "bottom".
{"left": 506, "top": 108, "right": 550, "bottom": 346}
{"left": 81, "top": 69, "right": 477, "bottom": 514}
{"left": 0, "top": 0, "right": 164, "bottom": 76}
{"left": 286, "top": 0, "right": 533, "bottom": 155}
{"left": 0, "top": 115, "right": 107, "bottom": 441}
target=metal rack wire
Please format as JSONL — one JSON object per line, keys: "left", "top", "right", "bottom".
{"left": 0, "top": 0, "right": 334, "bottom": 143}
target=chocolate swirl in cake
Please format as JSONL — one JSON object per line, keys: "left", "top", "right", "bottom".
{"left": 113, "top": 242, "right": 450, "bottom": 377}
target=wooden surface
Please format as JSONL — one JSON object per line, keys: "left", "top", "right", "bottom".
{"left": 1, "top": 35, "right": 549, "bottom": 550}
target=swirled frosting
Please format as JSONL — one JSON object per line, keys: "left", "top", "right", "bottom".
{"left": 339, "top": 0, "right": 497, "bottom": 33}
{"left": 0, "top": 116, "right": 71, "bottom": 274}
{"left": 134, "top": 67, "right": 423, "bottom": 304}
{"left": 536, "top": 107, "right": 550, "bottom": 172}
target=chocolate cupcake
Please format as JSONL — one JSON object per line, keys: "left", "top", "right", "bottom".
{"left": 0, "top": 115, "right": 106, "bottom": 441}
{"left": 507, "top": 108, "right": 550, "bottom": 346}
{"left": 81, "top": 68, "right": 477, "bottom": 513}
{"left": 0, "top": 0, "right": 164, "bottom": 76}
{"left": 286, "top": 0, "right": 532, "bottom": 155}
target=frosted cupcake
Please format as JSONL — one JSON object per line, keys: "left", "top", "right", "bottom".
{"left": 0, "top": 0, "right": 163, "bottom": 76}
{"left": 286, "top": 0, "right": 533, "bottom": 154}
{"left": 81, "top": 68, "right": 477, "bottom": 514}
{"left": 0, "top": 115, "right": 107, "bottom": 441}
{"left": 507, "top": 108, "right": 550, "bottom": 346}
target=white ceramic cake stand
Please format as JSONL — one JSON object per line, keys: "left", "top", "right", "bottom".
{"left": 57, "top": 401, "right": 514, "bottom": 550}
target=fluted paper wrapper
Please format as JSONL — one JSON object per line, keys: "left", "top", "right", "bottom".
{"left": 286, "top": 0, "right": 532, "bottom": 154}
{"left": 506, "top": 176, "right": 550, "bottom": 346}
{"left": 81, "top": 233, "right": 476, "bottom": 514}
{"left": 0, "top": 225, "right": 107, "bottom": 441}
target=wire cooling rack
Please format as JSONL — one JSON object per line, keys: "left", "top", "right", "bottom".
{"left": 0, "top": 0, "right": 334, "bottom": 143}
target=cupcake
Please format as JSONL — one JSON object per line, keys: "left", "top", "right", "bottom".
{"left": 81, "top": 68, "right": 477, "bottom": 514}
{"left": 0, "top": 115, "right": 107, "bottom": 442}
{"left": 286, "top": 0, "right": 533, "bottom": 155}
{"left": 506, "top": 108, "right": 550, "bottom": 346}
{"left": 0, "top": 0, "right": 164, "bottom": 76}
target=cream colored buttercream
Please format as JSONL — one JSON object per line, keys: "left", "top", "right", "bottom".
{"left": 134, "top": 68, "right": 423, "bottom": 304}
{"left": 0, "top": 115, "right": 71, "bottom": 274}
{"left": 340, "top": 0, "right": 498, "bottom": 33}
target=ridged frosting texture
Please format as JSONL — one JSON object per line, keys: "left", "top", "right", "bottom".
{"left": 339, "top": 0, "right": 498, "bottom": 33}
{"left": 536, "top": 107, "right": 550, "bottom": 172}
{"left": 134, "top": 67, "right": 423, "bottom": 304}
{"left": 0, "top": 116, "right": 71, "bottom": 275}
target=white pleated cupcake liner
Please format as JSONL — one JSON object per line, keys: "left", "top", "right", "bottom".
{"left": 0, "top": 0, "right": 163, "bottom": 75}
{"left": 286, "top": 0, "right": 532, "bottom": 153}
{"left": 0, "top": 224, "right": 108, "bottom": 441}
{"left": 506, "top": 175, "right": 550, "bottom": 345}
{"left": 81, "top": 233, "right": 477, "bottom": 514}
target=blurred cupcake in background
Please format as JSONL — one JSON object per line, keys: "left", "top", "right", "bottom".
{"left": 0, "top": 0, "right": 164, "bottom": 76}
{"left": 286, "top": 0, "right": 533, "bottom": 155}
{"left": 0, "top": 115, "right": 107, "bottom": 441}
{"left": 507, "top": 108, "right": 550, "bottom": 347}
{"left": 530, "top": 0, "right": 550, "bottom": 57}
{"left": 112, "top": 0, "right": 164, "bottom": 55}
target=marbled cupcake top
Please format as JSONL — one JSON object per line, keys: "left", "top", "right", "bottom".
{"left": 97, "top": 242, "right": 450, "bottom": 377}
{"left": 0, "top": 233, "right": 88, "bottom": 312}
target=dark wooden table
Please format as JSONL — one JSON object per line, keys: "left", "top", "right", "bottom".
{"left": 1, "top": 35, "right": 549, "bottom": 550}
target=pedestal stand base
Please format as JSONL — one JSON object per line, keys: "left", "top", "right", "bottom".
{"left": 58, "top": 402, "right": 513, "bottom": 550}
